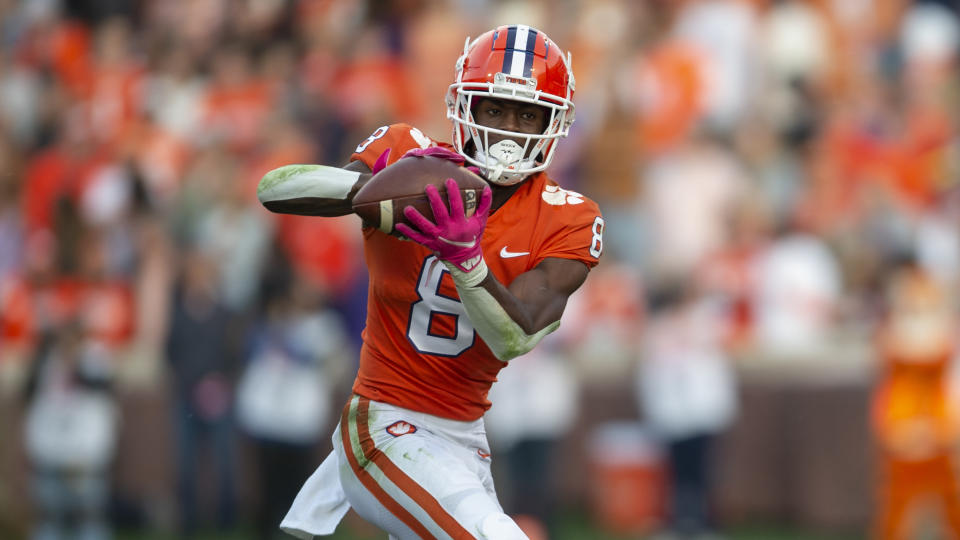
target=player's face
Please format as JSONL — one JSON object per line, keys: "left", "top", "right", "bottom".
{"left": 472, "top": 97, "right": 548, "bottom": 146}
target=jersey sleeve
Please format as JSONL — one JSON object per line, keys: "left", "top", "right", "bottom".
{"left": 537, "top": 198, "right": 604, "bottom": 269}
{"left": 350, "top": 123, "right": 440, "bottom": 171}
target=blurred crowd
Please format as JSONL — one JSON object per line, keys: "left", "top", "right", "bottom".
{"left": 1, "top": 0, "right": 960, "bottom": 539}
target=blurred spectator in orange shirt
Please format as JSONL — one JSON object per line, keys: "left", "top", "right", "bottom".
{"left": 2, "top": 192, "right": 134, "bottom": 355}
{"left": 21, "top": 107, "right": 109, "bottom": 237}
{"left": 698, "top": 194, "right": 772, "bottom": 352}
{"left": 203, "top": 43, "right": 273, "bottom": 152}
{"left": 245, "top": 114, "right": 364, "bottom": 299}
{"left": 671, "top": 0, "right": 759, "bottom": 133}
{"left": 624, "top": 39, "right": 706, "bottom": 155}
{"left": 871, "top": 261, "right": 960, "bottom": 540}
{"left": 17, "top": 12, "right": 92, "bottom": 99}
{"left": 561, "top": 262, "right": 646, "bottom": 382}
{"left": 0, "top": 229, "right": 55, "bottom": 353}
{"left": 81, "top": 17, "right": 145, "bottom": 148}
{"left": 137, "top": 41, "right": 207, "bottom": 204}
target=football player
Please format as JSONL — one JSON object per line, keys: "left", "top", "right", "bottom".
{"left": 258, "top": 25, "right": 604, "bottom": 539}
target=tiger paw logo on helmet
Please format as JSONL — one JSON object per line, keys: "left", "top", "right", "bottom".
{"left": 386, "top": 421, "right": 417, "bottom": 437}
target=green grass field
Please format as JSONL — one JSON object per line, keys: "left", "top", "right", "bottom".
{"left": 113, "top": 509, "right": 867, "bottom": 540}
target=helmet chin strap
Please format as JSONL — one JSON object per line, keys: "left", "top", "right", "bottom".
{"left": 474, "top": 140, "right": 533, "bottom": 186}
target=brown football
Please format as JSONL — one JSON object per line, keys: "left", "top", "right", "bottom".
{"left": 352, "top": 155, "right": 488, "bottom": 235}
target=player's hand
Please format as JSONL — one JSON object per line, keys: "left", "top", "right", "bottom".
{"left": 378, "top": 147, "right": 481, "bottom": 176}
{"left": 395, "top": 178, "right": 493, "bottom": 273}
{"left": 402, "top": 146, "right": 464, "bottom": 163}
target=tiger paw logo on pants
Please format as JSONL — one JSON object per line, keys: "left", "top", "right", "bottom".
{"left": 386, "top": 421, "right": 417, "bottom": 437}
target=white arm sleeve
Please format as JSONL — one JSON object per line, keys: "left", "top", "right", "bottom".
{"left": 443, "top": 260, "right": 560, "bottom": 362}
{"left": 257, "top": 164, "right": 360, "bottom": 205}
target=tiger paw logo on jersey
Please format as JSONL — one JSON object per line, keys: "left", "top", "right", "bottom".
{"left": 386, "top": 421, "right": 418, "bottom": 437}
{"left": 541, "top": 185, "right": 584, "bottom": 205}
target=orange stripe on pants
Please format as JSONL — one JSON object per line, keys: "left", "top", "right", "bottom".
{"left": 340, "top": 399, "right": 435, "bottom": 538}
{"left": 355, "top": 397, "right": 475, "bottom": 539}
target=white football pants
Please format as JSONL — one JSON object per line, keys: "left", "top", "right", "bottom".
{"left": 337, "top": 395, "right": 527, "bottom": 539}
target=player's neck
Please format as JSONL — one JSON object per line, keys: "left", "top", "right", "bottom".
{"left": 489, "top": 181, "right": 524, "bottom": 213}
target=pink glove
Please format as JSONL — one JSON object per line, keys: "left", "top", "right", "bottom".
{"left": 403, "top": 146, "right": 483, "bottom": 176}
{"left": 372, "top": 148, "right": 391, "bottom": 174}
{"left": 395, "top": 178, "right": 493, "bottom": 273}
{"left": 373, "top": 147, "right": 459, "bottom": 174}
{"left": 402, "top": 146, "right": 465, "bottom": 163}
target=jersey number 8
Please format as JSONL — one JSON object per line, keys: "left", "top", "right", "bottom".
{"left": 406, "top": 256, "right": 476, "bottom": 356}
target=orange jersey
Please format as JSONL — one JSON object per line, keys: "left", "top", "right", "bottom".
{"left": 349, "top": 124, "right": 603, "bottom": 420}
{"left": 873, "top": 350, "right": 958, "bottom": 448}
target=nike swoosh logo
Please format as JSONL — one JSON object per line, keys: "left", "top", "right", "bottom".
{"left": 500, "top": 247, "right": 530, "bottom": 258}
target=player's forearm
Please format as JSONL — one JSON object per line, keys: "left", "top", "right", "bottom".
{"left": 443, "top": 261, "right": 560, "bottom": 361}
{"left": 257, "top": 164, "right": 369, "bottom": 216}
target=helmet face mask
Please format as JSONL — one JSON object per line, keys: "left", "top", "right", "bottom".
{"left": 446, "top": 25, "right": 576, "bottom": 186}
